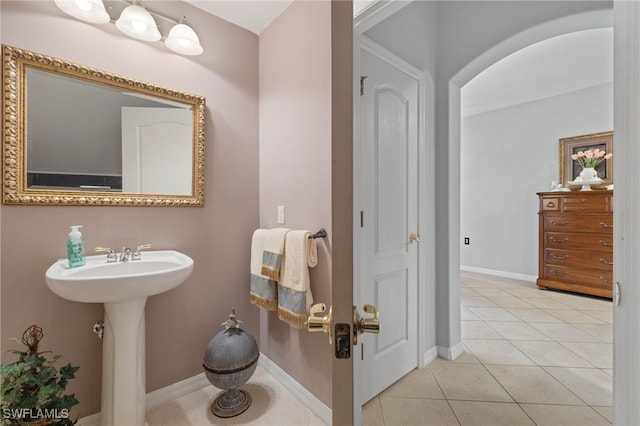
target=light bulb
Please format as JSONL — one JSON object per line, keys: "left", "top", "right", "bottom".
{"left": 131, "top": 19, "right": 147, "bottom": 33}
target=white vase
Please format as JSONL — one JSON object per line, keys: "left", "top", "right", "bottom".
{"left": 579, "top": 167, "right": 598, "bottom": 182}
{"left": 578, "top": 167, "right": 598, "bottom": 191}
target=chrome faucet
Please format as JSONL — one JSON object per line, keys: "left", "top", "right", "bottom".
{"left": 132, "top": 244, "right": 152, "bottom": 260}
{"left": 95, "top": 244, "right": 151, "bottom": 262}
{"left": 119, "top": 247, "right": 133, "bottom": 262}
{"left": 95, "top": 247, "right": 118, "bottom": 263}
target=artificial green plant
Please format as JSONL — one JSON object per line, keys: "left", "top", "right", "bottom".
{"left": 0, "top": 325, "right": 79, "bottom": 425}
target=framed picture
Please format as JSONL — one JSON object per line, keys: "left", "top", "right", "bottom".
{"left": 559, "top": 131, "right": 613, "bottom": 186}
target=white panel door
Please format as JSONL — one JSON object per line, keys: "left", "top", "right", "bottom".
{"left": 359, "top": 48, "right": 419, "bottom": 403}
{"left": 121, "top": 107, "right": 192, "bottom": 195}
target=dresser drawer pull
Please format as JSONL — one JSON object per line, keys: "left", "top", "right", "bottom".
{"left": 599, "top": 240, "right": 613, "bottom": 247}
{"left": 546, "top": 201, "right": 556, "bottom": 208}
{"left": 600, "top": 222, "right": 613, "bottom": 228}
{"left": 600, "top": 276, "right": 613, "bottom": 284}
{"left": 549, "top": 237, "right": 568, "bottom": 243}
{"left": 549, "top": 253, "right": 569, "bottom": 260}
{"left": 599, "top": 258, "right": 614, "bottom": 265}
{"left": 550, "top": 220, "right": 569, "bottom": 226}
{"left": 549, "top": 270, "right": 568, "bottom": 277}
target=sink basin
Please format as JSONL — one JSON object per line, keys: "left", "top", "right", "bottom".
{"left": 45, "top": 249, "right": 194, "bottom": 426}
{"left": 45, "top": 250, "right": 193, "bottom": 303}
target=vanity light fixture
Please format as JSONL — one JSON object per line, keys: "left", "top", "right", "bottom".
{"left": 164, "top": 17, "right": 203, "bottom": 56}
{"left": 54, "top": 0, "right": 203, "bottom": 56}
{"left": 115, "top": 2, "right": 161, "bottom": 41}
{"left": 54, "top": 0, "right": 110, "bottom": 24}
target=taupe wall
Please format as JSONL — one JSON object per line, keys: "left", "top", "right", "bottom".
{"left": 258, "top": 0, "right": 333, "bottom": 407}
{"left": 0, "top": 1, "right": 260, "bottom": 419}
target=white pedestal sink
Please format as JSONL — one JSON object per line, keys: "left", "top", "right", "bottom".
{"left": 45, "top": 250, "right": 194, "bottom": 426}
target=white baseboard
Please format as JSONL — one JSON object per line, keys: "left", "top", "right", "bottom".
{"left": 258, "top": 355, "right": 332, "bottom": 426}
{"left": 437, "top": 342, "right": 465, "bottom": 361}
{"left": 78, "top": 354, "right": 331, "bottom": 426}
{"left": 460, "top": 265, "right": 537, "bottom": 283}
{"left": 76, "top": 412, "right": 100, "bottom": 426}
{"left": 423, "top": 346, "right": 438, "bottom": 367}
{"left": 77, "top": 372, "right": 210, "bottom": 426}
{"left": 145, "top": 372, "right": 210, "bottom": 410}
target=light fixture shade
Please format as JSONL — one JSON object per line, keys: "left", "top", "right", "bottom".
{"left": 54, "top": 0, "right": 110, "bottom": 24}
{"left": 164, "top": 23, "right": 204, "bottom": 56}
{"left": 115, "top": 4, "right": 161, "bottom": 42}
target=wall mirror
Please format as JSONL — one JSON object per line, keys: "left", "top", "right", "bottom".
{"left": 2, "top": 45, "right": 206, "bottom": 206}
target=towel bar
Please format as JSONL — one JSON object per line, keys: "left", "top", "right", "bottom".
{"left": 309, "top": 229, "right": 327, "bottom": 239}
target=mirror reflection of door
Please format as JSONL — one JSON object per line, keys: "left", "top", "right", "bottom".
{"left": 121, "top": 107, "right": 193, "bottom": 195}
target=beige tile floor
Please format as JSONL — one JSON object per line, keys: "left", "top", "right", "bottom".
{"left": 363, "top": 271, "right": 613, "bottom": 426}
{"left": 148, "top": 271, "right": 612, "bottom": 425}
{"left": 147, "top": 366, "right": 326, "bottom": 426}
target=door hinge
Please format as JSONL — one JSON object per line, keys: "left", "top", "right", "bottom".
{"left": 360, "top": 211, "right": 364, "bottom": 228}
{"left": 360, "top": 75, "right": 368, "bottom": 96}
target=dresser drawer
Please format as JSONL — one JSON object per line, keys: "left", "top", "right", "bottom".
{"left": 545, "top": 232, "right": 614, "bottom": 251}
{"left": 544, "top": 248, "right": 613, "bottom": 270}
{"left": 543, "top": 264, "right": 613, "bottom": 289}
{"left": 543, "top": 214, "right": 613, "bottom": 233}
{"left": 563, "top": 195, "right": 610, "bottom": 212}
{"left": 541, "top": 196, "right": 560, "bottom": 211}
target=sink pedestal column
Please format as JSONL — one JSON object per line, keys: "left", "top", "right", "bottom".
{"left": 101, "top": 298, "right": 147, "bottom": 426}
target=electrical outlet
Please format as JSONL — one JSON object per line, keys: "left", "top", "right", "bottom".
{"left": 464, "top": 237, "right": 470, "bottom": 245}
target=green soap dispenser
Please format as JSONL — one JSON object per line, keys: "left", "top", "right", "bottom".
{"left": 67, "top": 225, "right": 86, "bottom": 268}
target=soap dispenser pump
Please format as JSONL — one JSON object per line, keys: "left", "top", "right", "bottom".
{"left": 67, "top": 225, "right": 86, "bottom": 268}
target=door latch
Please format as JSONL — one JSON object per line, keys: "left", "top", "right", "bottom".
{"left": 334, "top": 323, "right": 351, "bottom": 359}
{"left": 353, "top": 304, "right": 380, "bottom": 344}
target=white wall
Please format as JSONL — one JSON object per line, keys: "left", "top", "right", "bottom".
{"left": 460, "top": 82, "right": 613, "bottom": 277}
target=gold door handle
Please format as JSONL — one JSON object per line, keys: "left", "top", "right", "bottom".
{"left": 305, "top": 303, "right": 332, "bottom": 344}
{"left": 353, "top": 304, "right": 380, "bottom": 344}
{"left": 409, "top": 233, "right": 421, "bottom": 243}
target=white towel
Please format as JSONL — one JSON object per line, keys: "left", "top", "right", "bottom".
{"left": 250, "top": 229, "right": 278, "bottom": 311}
{"left": 261, "top": 228, "right": 290, "bottom": 281}
{"left": 277, "top": 230, "right": 318, "bottom": 328}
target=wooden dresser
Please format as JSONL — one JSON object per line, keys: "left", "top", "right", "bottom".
{"left": 537, "top": 190, "right": 613, "bottom": 298}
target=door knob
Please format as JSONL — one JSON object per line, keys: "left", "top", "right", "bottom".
{"left": 353, "top": 304, "right": 380, "bottom": 344}
{"left": 305, "top": 303, "right": 332, "bottom": 344}
{"left": 409, "top": 233, "right": 421, "bottom": 243}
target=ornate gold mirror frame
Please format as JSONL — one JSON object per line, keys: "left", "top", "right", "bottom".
{"left": 2, "top": 45, "right": 206, "bottom": 206}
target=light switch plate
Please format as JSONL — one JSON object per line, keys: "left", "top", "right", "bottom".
{"left": 277, "top": 205, "right": 285, "bottom": 224}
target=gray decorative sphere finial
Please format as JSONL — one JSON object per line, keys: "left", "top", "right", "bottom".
{"left": 203, "top": 308, "right": 259, "bottom": 418}
{"left": 221, "top": 308, "right": 242, "bottom": 330}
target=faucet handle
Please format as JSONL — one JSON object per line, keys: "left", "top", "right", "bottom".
{"left": 95, "top": 247, "right": 117, "bottom": 263}
{"left": 132, "top": 244, "right": 151, "bottom": 260}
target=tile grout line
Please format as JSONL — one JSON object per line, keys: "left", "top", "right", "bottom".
{"left": 461, "top": 271, "right": 613, "bottom": 424}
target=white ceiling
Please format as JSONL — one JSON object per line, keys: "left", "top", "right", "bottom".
{"left": 462, "top": 28, "right": 613, "bottom": 117}
{"left": 183, "top": 2, "right": 612, "bottom": 118}
{"left": 184, "top": 0, "right": 293, "bottom": 35}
